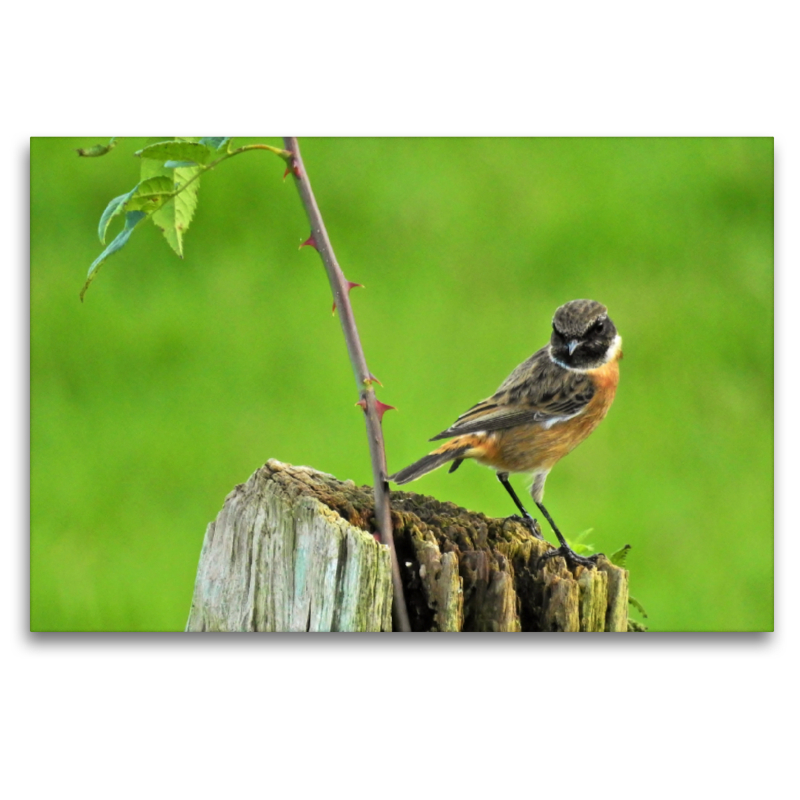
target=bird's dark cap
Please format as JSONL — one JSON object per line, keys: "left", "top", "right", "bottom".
{"left": 553, "top": 299, "right": 608, "bottom": 337}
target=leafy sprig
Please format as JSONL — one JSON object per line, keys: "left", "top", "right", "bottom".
{"left": 79, "top": 137, "right": 290, "bottom": 300}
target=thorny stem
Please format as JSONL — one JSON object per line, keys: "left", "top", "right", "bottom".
{"left": 282, "top": 137, "right": 411, "bottom": 633}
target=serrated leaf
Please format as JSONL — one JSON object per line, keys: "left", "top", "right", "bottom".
{"left": 77, "top": 137, "right": 118, "bottom": 157}
{"left": 609, "top": 544, "right": 631, "bottom": 567}
{"left": 628, "top": 595, "right": 649, "bottom": 618}
{"left": 81, "top": 211, "right": 146, "bottom": 301}
{"left": 98, "top": 187, "right": 137, "bottom": 243}
{"left": 97, "top": 177, "right": 175, "bottom": 242}
{"left": 135, "top": 176, "right": 174, "bottom": 195}
{"left": 125, "top": 176, "right": 175, "bottom": 213}
{"left": 141, "top": 158, "right": 200, "bottom": 257}
{"left": 135, "top": 140, "right": 214, "bottom": 166}
{"left": 199, "top": 137, "right": 230, "bottom": 150}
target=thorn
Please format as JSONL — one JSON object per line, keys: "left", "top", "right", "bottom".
{"left": 332, "top": 281, "right": 364, "bottom": 313}
{"left": 375, "top": 400, "right": 396, "bottom": 422}
{"left": 283, "top": 163, "right": 301, "bottom": 181}
{"left": 364, "top": 372, "right": 382, "bottom": 387}
{"left": 300, "top": 234, "right": 317, "bottom": 250}
{"left": 356, "top": 398, "right": 396, "bottom": 423}
{"left": 279, "top": 150, "right": 301, "bottom": 180}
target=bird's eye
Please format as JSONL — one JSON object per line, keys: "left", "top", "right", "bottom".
{"left": 589, "top": 318, "right": 605, "bottom": 335}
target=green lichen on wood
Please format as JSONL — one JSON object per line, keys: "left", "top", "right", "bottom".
{"left": 186, "top": 462, "right": 392, "bottom": 632}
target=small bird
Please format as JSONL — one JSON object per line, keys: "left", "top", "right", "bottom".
{"left": 390, "top": 299, "right": 622, "bottom": 569}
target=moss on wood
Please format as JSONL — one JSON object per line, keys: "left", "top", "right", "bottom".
{"left": 187, "top": 460, "right": 629, "bottom": 632}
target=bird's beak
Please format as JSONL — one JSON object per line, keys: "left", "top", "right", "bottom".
{"left": 568, "top": 340, "right": 579, "bottom": 356}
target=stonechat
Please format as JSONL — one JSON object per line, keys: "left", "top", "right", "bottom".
{"left": 390, "top": 299, "right": 622, "bottom": 569}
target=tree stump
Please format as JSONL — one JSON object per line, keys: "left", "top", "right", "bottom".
{"left": 186, "top": 459, "right": 630, "bottom": 632}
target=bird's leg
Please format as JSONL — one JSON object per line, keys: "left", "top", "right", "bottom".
{"left": 535, "top": 501, "right": 602, "bottom": 570}
{"left": 496, "top": 472, "right": 544, "bottom": 540}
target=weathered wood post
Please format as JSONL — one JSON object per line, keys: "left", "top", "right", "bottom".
{"left": 186, "top": 459, "right": 630, "bottom": 632}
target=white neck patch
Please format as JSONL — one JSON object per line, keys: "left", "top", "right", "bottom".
{"left": 549, "top": 334, "right": 622, "bottom": 373}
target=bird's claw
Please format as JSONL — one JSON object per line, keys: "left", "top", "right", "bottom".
{"left": 539, "top": 545, "right": 603, "bottom": 571}
{"left": 507, "top": 514, "right": 545, "bottom": 540}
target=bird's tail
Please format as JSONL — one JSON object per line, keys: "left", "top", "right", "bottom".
{"left": 390, "top": 438, "right": 475, "bottom": 485}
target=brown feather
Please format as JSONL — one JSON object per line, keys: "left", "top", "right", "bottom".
{"left": 430, "top": 346, "right": 595, "bottom": 440}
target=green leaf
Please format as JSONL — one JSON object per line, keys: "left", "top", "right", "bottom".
{"left": 98, "top": 187, "right": 137, "bottom": 243}
{"left": 609, "top": 544, "right": 631, "bottom": 567}
{"left": 140, "top": 158, "right": 200, "bottom": 258}
{"left": 628, "top": 595, "right": 649, "bottom": 618}
{"left": 567, "top": 528, "right": 595, "bottom": 555}
{"left": 77, "top": 137, "right": 118, "bottom": 157}
{"left": 125, "top": 176, "right": 175, "bottom": 213}
{"left": 199, "top": 137, "right": 230, "bottom": 150}
{"left": 81, "top": 211, "right": 146, "bottom": 301}
{"left": 135, "top": 140, "right": 214, "bottom": 166}
{"left": 164, "top": 160, "right": 199, "bottom": 168}
{"left": 97, "top": 177, "right": 175, "bottom": 242}
{"left": 135, "top": 175, "right": 175, "bottom": 195}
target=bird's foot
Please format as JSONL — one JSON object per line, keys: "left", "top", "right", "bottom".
{"left": 507, "top": 514, "right": 545, "bottom": 540}
{"left": 539, "top": 544, "right": 603, "bottom": 571}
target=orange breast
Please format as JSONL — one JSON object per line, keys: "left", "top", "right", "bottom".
{"left": 473, "top": 358, "right": 620, "bottom": 474}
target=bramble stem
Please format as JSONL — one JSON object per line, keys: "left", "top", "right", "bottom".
{"left": 282, "top": 137, "right": 411, "bottom": 633}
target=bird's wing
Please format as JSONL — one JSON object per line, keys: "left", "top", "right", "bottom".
{"left": 430, "top": 346, "right": 595, "bottom": 441}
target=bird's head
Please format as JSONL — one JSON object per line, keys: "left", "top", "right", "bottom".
{"left": 550, "top": 299, "right": 619, "bottom": 369}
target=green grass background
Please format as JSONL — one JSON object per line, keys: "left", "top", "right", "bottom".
{"left": 30, "top": 137, "right": 773, "bottom": 631}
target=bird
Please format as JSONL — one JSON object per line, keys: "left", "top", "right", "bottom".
{"left": 389, "top": 299, "right": 622, "bottom": 569}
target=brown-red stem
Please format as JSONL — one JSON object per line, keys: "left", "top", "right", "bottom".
{"left": 282, "top": 137, "right": 410, "bottom": 632}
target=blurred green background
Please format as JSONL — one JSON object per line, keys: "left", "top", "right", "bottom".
{"left": 30, "top": 137, "right": 773, "bottom": 631}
